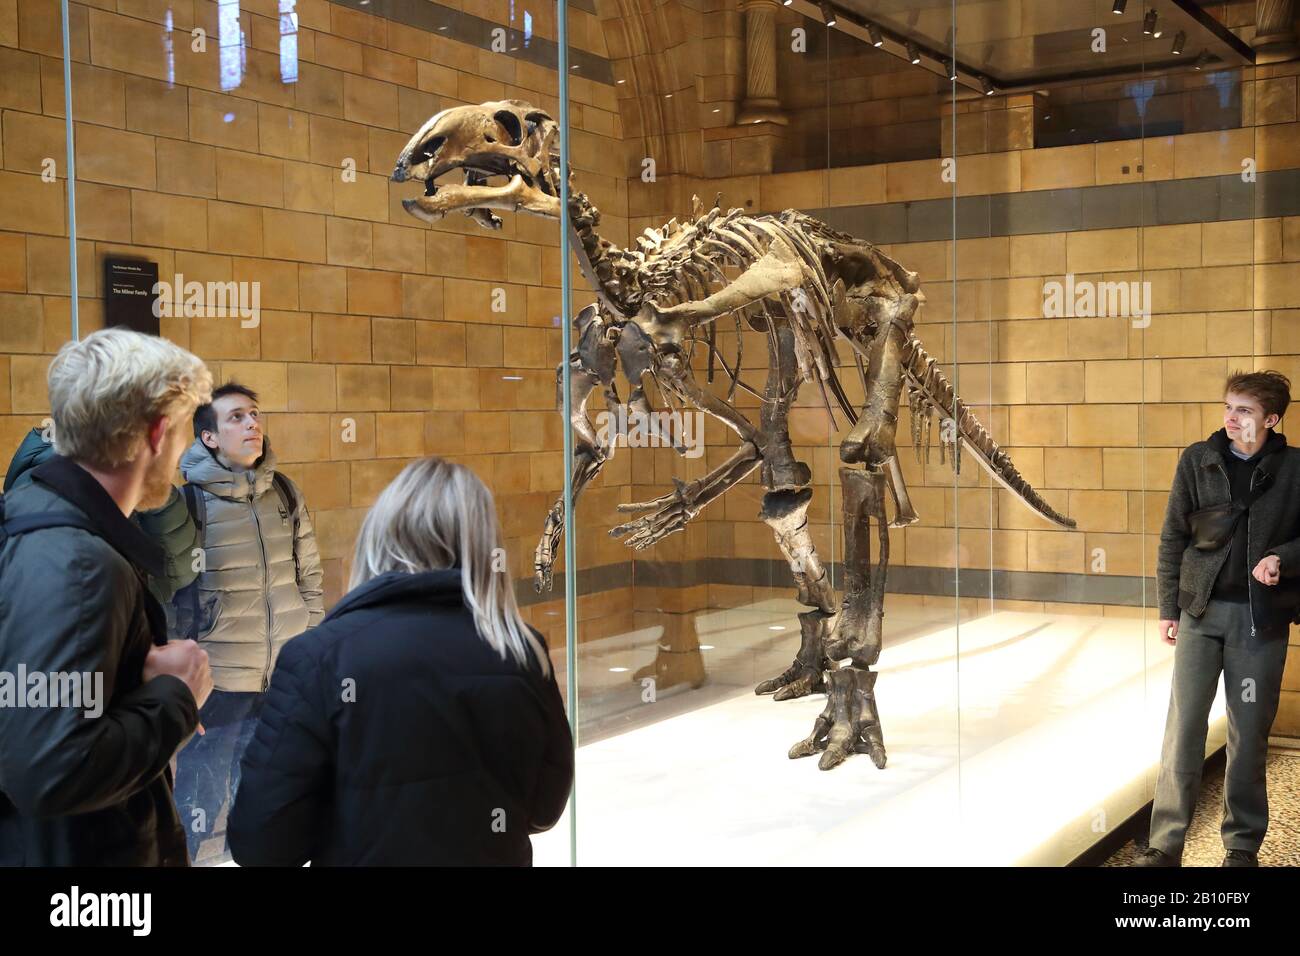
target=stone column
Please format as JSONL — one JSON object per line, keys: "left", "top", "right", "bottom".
{"left": 1253, "top": 0, "right": 1298, "bottom": 64}
{"left": 736, "top": 0, "right": 788, "bottom": 126}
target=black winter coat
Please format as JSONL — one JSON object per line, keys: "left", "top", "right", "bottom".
{"left": 5, "top": 427, "right": 201, "bottom": 604}
{"left": 0, "top": 457, "right": 199, "bottom": 866}
{"left": 228, "top": 569, "right": 573, "bottom": 866}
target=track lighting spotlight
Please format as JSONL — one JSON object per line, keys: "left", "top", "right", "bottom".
{"left": 981, "top": 75, "right": 996, "bottom": 96}
{"left": 1171, "top": 30, "right": 1185, "bottom": 54}
{"left": 1194, "top": 49, "right": 1211, "bottom": 70}
{"left": 868, "top": 22, "right": 884, "bottom": 47}
{"left": 1111, "top": 0, "right": 1126, "bottom": 13}
{"left": 947, "top": 59, "right": 958, "bottom": 82}
{"left": 819, "top": 2, "right": 837, "bottom": 27}
{"left": 907, "top": 40, "right": 921, "bottom": 64}
{"left": 1143, "top": 9, "right": 1157, "bottom": 35}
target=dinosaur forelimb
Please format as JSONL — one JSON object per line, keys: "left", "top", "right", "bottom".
{"left": 609, "top": 440, "right": 761, "bottom": 549}
{"left": 534, "top": 334, "right": 619, "bottom": 592}
{"left": 534, "top": 446, "right": 606, "bottom": 592}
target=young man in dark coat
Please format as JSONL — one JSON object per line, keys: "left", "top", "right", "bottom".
{"left": 1137, "top": 370, "right": 1300, "bottom": 867}
{"left": 0, "top": 329, "right": 215, "bottom": 866}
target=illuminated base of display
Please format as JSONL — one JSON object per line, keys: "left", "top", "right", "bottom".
{"left": 535, "top": 602, "right": 1228, "bottom": 866}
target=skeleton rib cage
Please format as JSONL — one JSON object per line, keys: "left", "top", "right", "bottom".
{"left": 608, "top": 198, "right": 1075, "bottom": 532}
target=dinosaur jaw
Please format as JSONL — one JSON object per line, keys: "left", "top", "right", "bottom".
{"left": 400, "top": 164, "right": 562, "bottom": 230}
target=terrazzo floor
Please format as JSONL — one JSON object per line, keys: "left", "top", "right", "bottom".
{"left": 1104, "top": 750, "right": 1300, "bottom": 866}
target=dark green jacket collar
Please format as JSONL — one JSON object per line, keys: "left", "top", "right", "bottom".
{"left": 30, "top": 455, "right": 166, "bottom": 580}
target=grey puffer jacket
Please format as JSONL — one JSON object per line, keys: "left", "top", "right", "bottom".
{"left": 172, "top": 439, "right": 324, "bottom": 692}
{"left": 1157, "top": 427, "right": 1300, "bottom": 638}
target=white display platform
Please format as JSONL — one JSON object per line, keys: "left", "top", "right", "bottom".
{"left": 534, "top": 603, "right": 1228, "bottom": 866}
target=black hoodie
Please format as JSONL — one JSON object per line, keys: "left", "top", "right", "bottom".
{"left": 1208, "top": 427, "right": 1287, "bottom": 603}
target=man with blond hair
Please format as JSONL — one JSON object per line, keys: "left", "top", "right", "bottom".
{"left": 0, "top": 327, "right": 215, "bottom": 866}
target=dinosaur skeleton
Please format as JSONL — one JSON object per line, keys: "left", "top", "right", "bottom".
{"left": 394, "top": 100, "right": 1076, "bottom": 770}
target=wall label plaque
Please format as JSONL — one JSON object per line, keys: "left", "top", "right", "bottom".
{"left": 104, "top": 258, "right": 160, "bottom": 336}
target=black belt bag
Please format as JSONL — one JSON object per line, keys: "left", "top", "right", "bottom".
{"left": 1187, "top": 471, "right": 1274, "bottom": 551}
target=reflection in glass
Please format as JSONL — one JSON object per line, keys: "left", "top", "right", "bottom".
{"left": 219, "top": 0, "right": 245, "bottom": 92}
{"left": 280, "top": 0, "right": 299, "bottom": 85}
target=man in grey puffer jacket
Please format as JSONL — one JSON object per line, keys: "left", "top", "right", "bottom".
{"left": 171, "top": 382, "right": 323, "bottom": 864}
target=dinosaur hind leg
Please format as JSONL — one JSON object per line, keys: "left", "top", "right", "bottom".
{"left": 752, "top": 323, "right": 836, "bottom": 701}
{"left": 788, "top": 466, "right": 889, "bottom": 770}
{"left": 753, "top": 488, "right": 835, "bottom": 701}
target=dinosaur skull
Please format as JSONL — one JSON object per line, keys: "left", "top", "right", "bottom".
{"left": 392, "top": 100, "right": 562, "bottom": 230}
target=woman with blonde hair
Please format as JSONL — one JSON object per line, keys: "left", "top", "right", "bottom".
{"left": 227, "top": 456, "right": 573, "bottom": 865}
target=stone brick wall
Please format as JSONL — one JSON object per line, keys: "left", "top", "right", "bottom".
{"left": 0, "top": 0, "right": 630, "bottom": 637}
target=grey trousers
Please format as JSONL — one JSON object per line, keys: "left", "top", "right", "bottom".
{"left": 1148, "top": 599, "right": 1290, "bottom": 858}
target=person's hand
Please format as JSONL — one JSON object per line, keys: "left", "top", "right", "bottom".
{"left": 1252, "top": 555, "right": 1281, "bottom": 586}
{"left": 144, "top": 640, "right": 213, "bottom": 713}
{"left": 1158, "top": 619, "right": 1178, "bottom": 646}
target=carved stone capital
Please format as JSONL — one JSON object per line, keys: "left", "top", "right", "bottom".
{"left": 1253, "top": 0, "right": 1299, "bottom": 64}
{"left": 737, "top": 0, "right": 789, "bottom": 127}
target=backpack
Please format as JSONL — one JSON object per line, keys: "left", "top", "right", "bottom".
{"left": 177, "top": 472, "right": 299, "bottom": 640}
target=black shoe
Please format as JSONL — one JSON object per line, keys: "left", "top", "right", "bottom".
{"left": 1222, "top": 849, "right": 1258, "bottom": 867}
{"left": 1132, "top": 846, "right": 1180, "bottom": 867}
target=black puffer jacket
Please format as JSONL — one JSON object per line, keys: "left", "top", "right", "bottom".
{"left": 0, "top": 457, "right": 199, "bottom": 866}
{"left": 228, "top": 569, "right": 573, "bottom": 866}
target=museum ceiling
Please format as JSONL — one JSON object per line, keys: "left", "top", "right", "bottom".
{"left": 792, "top": 0, "right": 1258, "bottom": 94}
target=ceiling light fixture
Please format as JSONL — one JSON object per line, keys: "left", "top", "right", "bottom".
{"left": 1112, "top": 0, "right": 1126, "bottom": 13}
{"left": 1143, "top": 9, "right": 1157, "bottom": 35}
{"left": 1171, "top": 30, "right": 1186, "bottom": 54}
{"left": 819, "top": 2, "right": 837, "bottom": 27}
{"left": 907, "top": 40, "right": 922, "bottom": 64}
{"left": 1194, "top": 49, "right": 1211, "bottom": 70}
{"left": 867, "top": 22, "right": 884, "bottom": 47}
{"left": 981, "top": 75, "right": 996, "bottom": 96}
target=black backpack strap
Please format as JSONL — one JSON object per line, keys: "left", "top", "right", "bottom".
{"left": 180, "top": 484, "right": 205, "bottom": 641}
{"left": 271, "top": 472, "right": 298, "bottom": 530}
{"left": 271, "top": 471, "right": 302, "bottom": 584}
{"left": 181, "top": 482, "right": 205, "bottom": 533}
